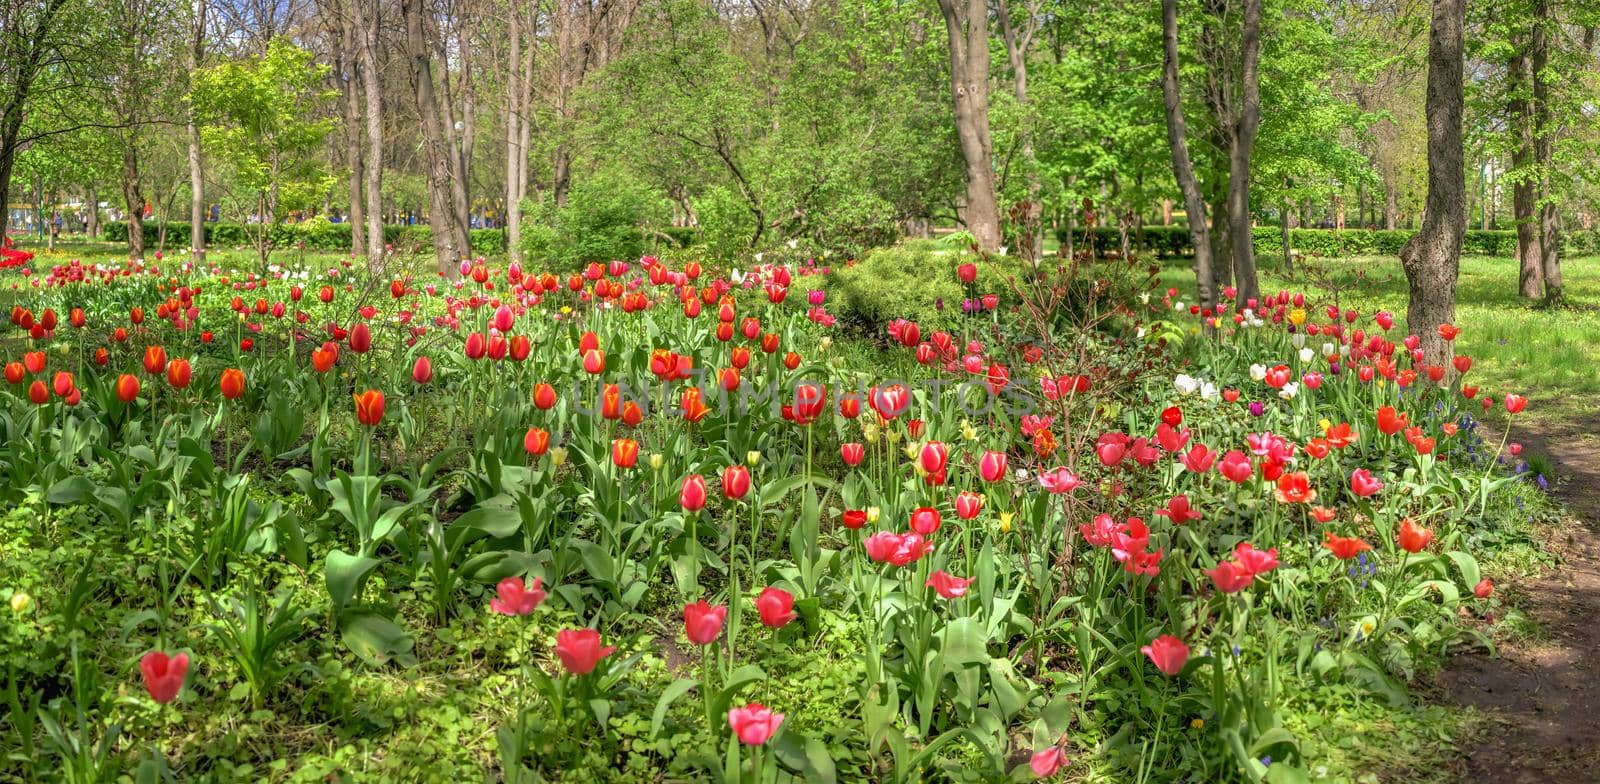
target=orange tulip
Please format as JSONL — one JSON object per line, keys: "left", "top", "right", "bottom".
{"left": 353, "top": 389, "right": 385, "bottom": 426}
{"left": 220, "top": 368, "right": 246, "bottom": 400}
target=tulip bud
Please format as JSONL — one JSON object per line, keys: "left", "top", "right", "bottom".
{"left": 745, "top": 451, "right": 761, "bottom": 466}
{"left": 549, "top": 447, "right": 569, "bottom": 468}
{"left": 649, "top": 453, "right": 664, "bottom": 471}
{"left": 9, "top": 592, "right": 31, "bottom": 614}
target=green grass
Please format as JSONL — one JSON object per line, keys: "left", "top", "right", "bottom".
{"left": 1158, "top": 254, "right": 1600, "bottom": 424}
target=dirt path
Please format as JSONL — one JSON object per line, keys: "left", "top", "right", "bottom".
{"left": 1439, "top": 414, "right": 1600, "bottom": 781}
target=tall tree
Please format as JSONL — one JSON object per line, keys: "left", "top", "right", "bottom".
{"left": 935, "top": 0, "right": 1001, "bottom": 251}
{"left": 403, "top": 0, "right": 470, "bottom": 271}
{"left": 1531, "top": 0, "right": 1561, "bottom": 302}
{"left": 1160, "top": 0, "right": 1217, "bottom": 311}
{"left": 359, "top": 0, "right": 382, "bottom": 263}
{"left": 1225, "top": 0, "right": 1261, "bottom": 306}
{"left": 1509, "top": 30, "right": 1542, "bottom": 297}
{"left": 0, "top": 0, "right": 74, "bottom": 239}
{"left": 996, "top": 0, "right": 1042, "bottom": 259}
{"left": 1399, "top": 0, "right": 1465, "bottom": 367}
{"left": 187, "top": 0, "right": 207, "bottom": 262}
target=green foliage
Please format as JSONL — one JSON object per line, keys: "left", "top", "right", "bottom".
{"left": 825, "top": 240, "right": 1011, "bottom": 333}
{"left": 101, "top": 221, "right": 506, "bottom": 255}
{"left": 519, "top": 171, "right": 670, "bottom": 269}
{"left": 691, "top": 186, "right": 756, "bottom": 263}
{"left": 1051, "top": 225, "right": 1600, "bottom": 260}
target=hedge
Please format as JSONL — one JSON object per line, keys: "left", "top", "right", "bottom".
{"left": 104, "top": 221, "right": 696, "bottom": 259}
{"left": 1052, "top": 224, "right": 1600, "bottom": 259}
{"left": 103, "top": 221, "right": 508, "bottom": 255}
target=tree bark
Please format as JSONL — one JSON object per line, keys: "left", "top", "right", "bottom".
{"left": 936, "top": 0, "right": 1002, "bottom": 252}
{"left": 505, "top": 0, "right": 525, "bottom": 261}
{"left": 1159, "top": 0, "right": 1216, "bottom": 311}
{"left": 188, "top": 0, "right": 207, "bottom": 262}
{"left": 1209, "top": 192, "right": 1232, "bottom": 290}
{"left": 1532, "top": 0, "right": 1561, "bottom": 303}
{"left": 997, "top": 0, "right": 1042, "bottom": 260}
{"left": 1398, "top": 0, "right": 1465, "bottom": 368}
{"left": 339, "top": 3, "right": 366, "bottom": 258}
{"left": 1509, "top": 47, "right": 1542, "bottom": 298}
{"left": 360, "top": 0, "right": 384, "bottom": 263}
{"left": 404, "top": 0, "right": 466, "bottom": 274}
{"left": 1226, "top": 0, "right": 1262, "bottom": 306}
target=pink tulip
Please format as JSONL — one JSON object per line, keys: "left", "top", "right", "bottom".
{"left": 1141, "top": 634, "right": 1189, "bottom": 676}
{"left": 490, "top": 576, "right": 547, "bottom": 616}
{"left": 140, "top": 650, "right": 189, "bottom": 704}
{"left": 727, "top": 703, "right": 784, "bottom": 745}
{"left": 925, "top": 570, "right": 974, "bottom": 599}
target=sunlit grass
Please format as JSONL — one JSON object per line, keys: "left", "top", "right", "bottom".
{"left": 1158, "top": 254, "right": 1600, "bottom": 423}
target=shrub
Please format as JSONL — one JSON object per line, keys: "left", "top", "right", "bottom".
{"left": 693, "top": 186, "right": 757, "bottom": 263}
{"left": 519, "top": 173, "right": 670, "bottom": 270}
{"left": 102, "top": 221, "right": 505, "bottom": 256}
{"left": 826, "top": 239, "right": 1018, "bottom": 334}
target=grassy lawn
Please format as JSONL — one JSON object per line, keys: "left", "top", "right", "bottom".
{"left": 1158, "top": 253, "right": 1600, "bottom": 425}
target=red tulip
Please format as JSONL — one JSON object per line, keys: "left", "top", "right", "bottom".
{"left": 1504, "top": 394, "right": 1527, "bottom": 414}
{"left": 1155, "top": 494, "right": 1201, "bottom": 524}
{"left": 3, "top": 362, "right": 22, "bottom": 384}
{"left": 142, "top": 345, "right": 167, "bottom": 375}
{"left": 1030, "top": 746, "right": 1069, "bottom": 777}
{"left": 349, "top": 322, "right": 372, "bottom": 353}
{"left": 1141, "top": 634, "right": 1189, "bottom": 676}
{"left": 554, "top": 628, "right": 615, "bottom": 675}
{"left": 1161, "top": 406, "right": 1183, "bottom": 427}
{"left": 1438, "top": 323, "right": 1460, "bottom": 341}
{"left": 116, "top": 373, "right": 140, "bottom": 403}
{"left": 312, "top": 345, "right": 338, "bottom": 372}
{"left": 721, "top": 465, "right": 751, "bottom": 499}
{"left": 490, "top": 576, "right": 547, "bottom": 616}
{"left": 840, "top": 442, "right": 864, "bottom": 466}
{"left": 28, "top": 379, "right": 47, "bottom": 404}
{"left": 1474, "top": 578, "right": 1494, "bottom": 599}
{"left": 139, "top": 650, "right": 189, "bottom": 704}
{"left": 51, "top": 371, "right": 75, "bottom": 398}
{"left": 979, "top": 450, "right": 1007, "bottom": 482}
{"left": 532, "top": 382, "right": 557, "bottom": 409}
{"left": 754, "top": 587, "right": 796, "bottom": 628}
{"left": 680, "top": 474, "right": 708, "bottom": 512}
{"left": 954, "top": 491, "right": 982, "bottom": 520}
{"left": 1323, "top": 532, "right": 1372, "bottom": 560}
{"left": 164, "top": 358, "right": 191, "bottom": 389}
{"left": 840, "top": 509, "right": 867, "bottom": 529}
{"left": 353, "top": 389, "right": 385, "bottom": 426}
{"left": 1397, "top": 517, "right": 1433, "bottom": 553}
{"left": 412, "top": 356, "right": 433, "bottom": 383}
{"left": 612, "top": 438, "right": 639, "bottom": 469}
{"left": 1350, "top": 468, "right": 1383, "bottom": 498}
{"left": 23, "top": 351, "right": 46, "bottom": 374}
{"left": 727, "top": 703, "right": 784, "bottom": 746}
{"left": 582, "top": 348, "right": 605, "bottom": 375}
{"left": 524, "top": 427, "right": 550, "bottom": 456}
{"left": 220, "top": 368, "right": 246, "bottom": 400}
{"left": 909, "top": 506, "right": 941, "bottom": 535}
{"left": 918, "top": 441, "right": 948, "bottom": 475}
{"left": 1179, "top": 444, "right": 1215, "bottom": 474}
{"left": 1204, "top": 560, "right": 1254, "bottom": 593}
{"left": 1218, "top": 450, "right": 1253, "bottom": 483}
{"left": 1376, "top": 406, "right": 1408, "bottom": 435}
{"left": 683, "top": 600, "right": 727, "bottom": 645}
{"left": 925, "top": 570, "right": 974, "bottom": 598}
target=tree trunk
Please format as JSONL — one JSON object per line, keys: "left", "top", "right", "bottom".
{"left": 1210, "top": 193, "right": 1232, "bottom": 290}
{"left": 403, "top": 0, "right": 465, "bottom": 274}
{"left": 187, "top": 0, "right": 207, "bottom": 262}
{"left": 361, "top": 0, "right": 384, "bottom": 263}
{"left": 340, "top": 5, "right": 366, "bottom": 258}
{"left": 86, "top": 186, "right": 99, "bottom": 237}
{"left": 1398, "top": 0, "right": 1465, "bottom": 369}
{"left": 1509, "top": 48, "right": 1542, "bottom": 298}
{"left": 1281, "top": 197, "right": 1294, "bottom": 273}
{"left": 1159, "top": 0, "right": 1216, "bottom": 310}
{"left": 505, "top": 0, "right": 524, "bottom": 262}
{"left": 997, "top": 0, "right": 1041, "bottom": 260}
{"left": 1532, "top": 0, "right": 1561, "bottom": 303}
{"left": 936, "top": 0, "right": 1002, "bottom": 252}
{"left": 123, "top": 144, "right": 145, "bottom": 260}
{"left": 1225, "top": 0, "right": 1262, "bottom": 306}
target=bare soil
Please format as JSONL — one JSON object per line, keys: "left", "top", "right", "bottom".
{"left": 1438, "top": 413, "right": 1600, "bottom": 782}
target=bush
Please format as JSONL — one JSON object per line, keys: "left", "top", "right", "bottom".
{"left": 519, "top": 173, "right": 670, "bottom": 270}
{"left": 693, "top": 186, "right": 757, "bottom": 263}
{"left": 826, "top": 239, "right": 1020, "bottom": 334}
